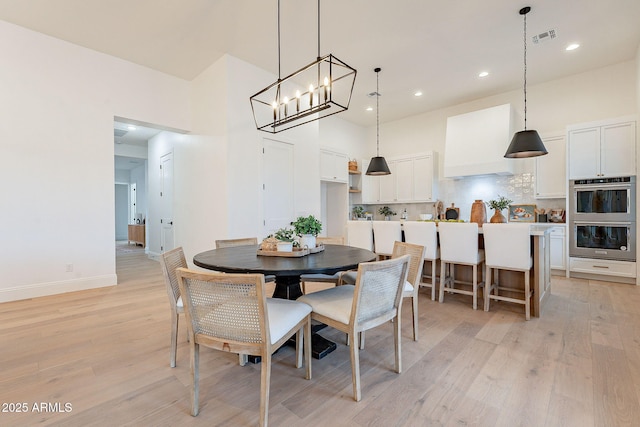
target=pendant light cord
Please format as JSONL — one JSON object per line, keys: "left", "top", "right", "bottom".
{"left": 277, "top": 0, "right": 281, "bottom": 80}
{"left": 317, "top": 0, "right": 321, "bottom": 58}
{"left": 376, "top": 71, "right": 380, "bottom": 156}
{"left": 522, "top": 9, "right": 528, "bottom": 130}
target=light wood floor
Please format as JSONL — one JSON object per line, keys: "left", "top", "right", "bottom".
{"left": 2, "top": 244, "right": 640, "bottom": 426}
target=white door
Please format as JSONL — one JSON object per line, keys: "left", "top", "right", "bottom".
{"left": 160, "top": 152, "right": 174, "bottom": 252}
{"left": 263, "top": 138, "right": 294, "bottom": 238}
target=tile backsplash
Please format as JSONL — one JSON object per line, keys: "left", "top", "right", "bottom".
{"left": 359, "top": 172, "right": 566, "bottom": 222}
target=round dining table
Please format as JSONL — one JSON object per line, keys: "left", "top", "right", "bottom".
{"left": 193, "top": 243, "right": 377, "bottom": 300}
{"left": 193, "top": 243, "right": 377, "bottom": 359}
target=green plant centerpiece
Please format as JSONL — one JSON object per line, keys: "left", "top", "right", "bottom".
{"left": 272, "top": 227, "right": 297, "bottom": 243}
{"left": 486, "top": 195, "right": 513, "bottom": 223}
{"left": 378, "top": 206, "right": 397, "bottom": 220}
{"left": 292, "top": 215, "right": 323, "bottom": 249}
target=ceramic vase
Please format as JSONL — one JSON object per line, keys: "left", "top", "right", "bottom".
{"left": 490, "top": 209, "right": 507, "bottom": 223}
{"left": 299, "top": 234, "right": 316, "bottom": 249}
{"left": 470, "top": 200, "right": 487, "bottom": 225}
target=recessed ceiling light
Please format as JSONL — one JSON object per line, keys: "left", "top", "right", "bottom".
{"left": 366, "top": 106, "right": 373, "bottom": 111}
{"left": 478, "top": 71, "right": 489, "bottom": 78}
{"left": 566, "top": 43, "right": 580, "bottom": 51}
{"left": 414, "top": 91, "right": 423, "bottom": 97}
{"left": 127, "top": 125, "right": 136, "bottom": 131}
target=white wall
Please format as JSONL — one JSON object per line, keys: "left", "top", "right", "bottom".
{"left": 0, "top": 20, "right": 191, "bottom": 302}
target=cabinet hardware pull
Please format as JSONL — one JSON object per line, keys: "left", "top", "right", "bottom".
{"left": 592, "top": 265, "right": 609, "bottom": 269}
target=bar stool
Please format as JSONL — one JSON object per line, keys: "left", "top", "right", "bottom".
{"left": 347, "top": 220, "right": 374, "bottom": 251}
{"left": 482, "top": 223, "right": 533, "bottom": 320}
{"left": 372, "top": 220, "right": 402, "bottom": 259}
{"left": 403, "top": 221, "right": 439, "bottom": 301}
{"left": 438, "top": 222, "right": 485, "bottom": 310}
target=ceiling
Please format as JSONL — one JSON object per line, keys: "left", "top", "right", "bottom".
{"left": 1, "top": 0, "right": 639, "bottom": 128}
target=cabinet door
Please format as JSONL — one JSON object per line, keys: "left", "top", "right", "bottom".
{"left": 334, "top": 152, "right": 349, "bottom": 182}
{"left": 568, "top": 127, "right": 600, "bottom": 179}
{"left": 378, "top": 161, "right": 396, "bottom": 202}
{"left": 601, "top": 122, "right": 636, "bottom": 177}
{"left": 320, "top": 150, "right": 348, "bottom": 182}
{"left": 395, "top": 158, "right": 413, "bottom": 202}
{"left": 413, "top": 155, "right": 434, "bottom": 201}
{"left": 319, "top": 150, "right": 335, "bottom": 181}
{"left": 535, "top": 136, "right": 566, "bottom": 198}
{"left": 549, "top": 228, "right": 566, "bottom": 271}
{"left": 361, "top": 158, "right": 380, "bottom": 203}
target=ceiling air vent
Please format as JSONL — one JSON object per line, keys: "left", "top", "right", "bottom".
{"left": 114, "top": 129, "right": 128, "bottom": 137}
{"left": 532, "top": 29, "right": 557, "bottom": 44}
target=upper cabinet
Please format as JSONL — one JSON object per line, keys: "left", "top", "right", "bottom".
{"left": 320, "top": 149, "right": 348, "bottom": 183}
{"left": 535, "top": 135, "right": 566, "bottom": 199}
{"left": 362, "top": 152, "right": 437, "bottom": 204}
{"left": 568, "top": 119, "right": 636, "bottom": 179}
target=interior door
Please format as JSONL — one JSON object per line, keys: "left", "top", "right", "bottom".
{"left": 160, "top": 152, "right": 174, "bottom": 252}
{"left": 263, "top": 138, "right": 294, "bottom": 238}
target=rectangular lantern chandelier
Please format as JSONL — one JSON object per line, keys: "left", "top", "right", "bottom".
{"left": 250, "top": 0, "right": 357, "bottom": 134}
{"left": 250, "top": 54, "right": 356, "bottom": 133}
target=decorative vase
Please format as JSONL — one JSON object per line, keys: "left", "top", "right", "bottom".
{"left": 299, "top": 234, "right": 316, "bottom": 249}
{"left": 470, "top": 199, "right": 487, "bottom": 225}
{"left": 490, "top": 209, "right": 507, "bottom": 223}
{"left": 276, "top": 241, "right": 293, "bottom": 252}
{"left": 384, "top": 216, "right": 390, "bottom": 221}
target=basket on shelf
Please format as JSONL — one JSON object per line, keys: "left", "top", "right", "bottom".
{"left": 348, "top": 160, "right": 358, "bottom": 171}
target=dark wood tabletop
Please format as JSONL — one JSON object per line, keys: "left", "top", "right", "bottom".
{"left": 193, "top": 244, "right": 376, "bottom": 299}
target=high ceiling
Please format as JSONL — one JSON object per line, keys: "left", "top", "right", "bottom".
{"left": 1, "top": 0, "right": 639, "bottom": 127}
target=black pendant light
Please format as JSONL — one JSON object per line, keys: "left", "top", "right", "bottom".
{"left": 504, "top": 6, "right": 548, "bottom": 159}
{"left": 366, "top": 67, "right": 391, "bottom": 175}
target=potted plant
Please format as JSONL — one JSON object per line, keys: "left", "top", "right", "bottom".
{"left": 292, "top": 215, "right": 323, "bottom": 249}
{"left": 486, "top": 195, "right": 513, "bottom": 223}
{"left": 352, "top": 205, "right": 365, "bottom": 220}
{"left": 270, "top": 227, "right": 298, "bottom": 251}
{"left": 378, "top": 206, "right": 397, "bottom": 221}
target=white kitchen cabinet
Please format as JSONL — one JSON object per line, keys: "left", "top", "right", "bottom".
{"left": 535, "top": 135, "right": 566, "bottom": 199}
{"left": 549, "top": 225, "right": 566, "bottom": 272}
{"left": 568, "top": 119, "right": 636, "bottom": 179}
{"left": 362, "top": 152, "right": 436, "bottom": 204}
{"left": 320, "top": 149, "right": 348, "bottom": 183}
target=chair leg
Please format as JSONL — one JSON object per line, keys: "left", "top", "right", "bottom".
{"left": 260, "top": 352, "right": 272, "bottom": 427}
{"left": 170, "top": 310, "right": 178, "bottom": 368}
{"left": 472, "top": 264, "right": 478, "bottom": 310}
{"left": 295, "top": 329, "right": 303, "bottom": 368}
{"left": 350, "top": 331, "right": 361, "bottom": 402}
{"left": 524, "top": 271, "right": 531, "bottom": 321}
{"left": 239, "top": 354, "right": 247, "bottom": 366}
{"left": 301, "top": 280, "right": 307, "bottom": 295}
{"left": 439, "top": 261, "right": 446, "bottom": 303}
{"left": 304, "top": 317, "right": 312, "bottom": 380}
{"left": 394, "top": 313, "right": 402, "bottom": 374}
{"left": 359, "top": 331, "right": 365, "bottom": 349}
{"left": 431, "top": 260, "right": 437, "bottom": 301}
{"left": 190, "top": 342, "right": 200, "bottom": 416}
{"left": 484, "top": 265, "right": 492, "bottom": 312}
{"left": 411, "top": 295, "right": 418, "bottom": 341}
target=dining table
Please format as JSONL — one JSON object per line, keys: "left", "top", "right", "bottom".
{"left": 193, "top": 243, "right": 377, "bottom": 358}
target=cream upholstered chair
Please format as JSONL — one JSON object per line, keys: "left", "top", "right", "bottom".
{"left": 347, "top": 220, "right": 374, "bottom": 251}
{"left": 372, "top": 220, "right": 402, "bottom": 259}
{"left": 159, "top": 247, "right": 187, "bottom": 368}
{"left": 300, "top": 236, "right": 345, "bottom": 294}
{"left": 394, "top": 242, "right": 426, "bottom": 341}
{"left": 482, "top": 223, "right": 533, "bottom": 320}
{"left": 216, "top": 238, "right": 275, "bottom": 283}
{"left": 298, "top": 255, "right": 410, "bottom": 402}
{"left": 402, "top": 221, "right": 439, "bottom": 301}
{"left": 438, "top": 222, "right": 485, "bottom": 310}
{"left": 176, "top": 268, "right": 312, "bottom": 426}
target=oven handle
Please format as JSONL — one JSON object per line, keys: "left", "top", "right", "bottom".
{"left": 572, "top": 183, "right": 632, "bottom": 191}
{"left": 573, "top": 221, "right": 633, "bottom": 226}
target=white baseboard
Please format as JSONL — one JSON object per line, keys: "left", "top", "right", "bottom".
{"left": 0, "top": 274, "right": 117, "bottom": 303}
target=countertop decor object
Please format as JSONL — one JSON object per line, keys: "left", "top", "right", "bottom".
{"left": 378, "top": 206, "right": 397, "bottom": 220}
{"left": 504, "top": 6, "right": 548, "bottom": 158}
{"left": 487, "top": 195, "right": 512, "bottom": 223}
{"left": 470, "top": 200, "right": 487, "bottom": 225}
{"left": 509, "top": 204, "right": 537, "bottom": 222}
{"left": 445, "top": 203, "right": 460, "bottom": 220}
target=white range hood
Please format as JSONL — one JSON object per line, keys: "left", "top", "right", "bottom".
{"left": 444, "top": 104, "right": 516, "bottom": 178}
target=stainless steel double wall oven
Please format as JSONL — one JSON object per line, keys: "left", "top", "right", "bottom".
{"left": 569, "top": 176, "right": 636, "bottom": 261}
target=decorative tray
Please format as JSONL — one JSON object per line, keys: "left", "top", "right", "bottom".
{"left": 257, "top": 244, "right": 325, "bottom": 257}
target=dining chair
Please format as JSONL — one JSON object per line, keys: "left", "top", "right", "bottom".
{"left": 482, "top": 223, "right": 533, "bottom": 320}
{"left": 402, "top": 220, "right": 439, "bottom": 301}
{"left": 300, "top": 236, "right": 345, "bottom": 294}
{"left": 347, "top": 220, "right": 374, "bottom": 251}
{"left": 438, "top": 222, "right": 485, "bottom": 310}
{"left": 394, "top": 242, "right": 425, "bottom": 341}
{"left": 159, "top": 246, "right": 187, "bottom": 368}
{"left": 372, "top": 220, "right": 402, "bottom": 259}
{"left": 215, "top": 237, "right": 275, "bottom": 283}
{"left": 297, "top": 255, "right": 410, "bottom": 402}
{"left": 176, "top": 268, "right": 312, "bottom": 426}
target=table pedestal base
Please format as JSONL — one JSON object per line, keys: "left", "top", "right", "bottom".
{"left": 272, "top": 275, "right": 303, "bottom": 300}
